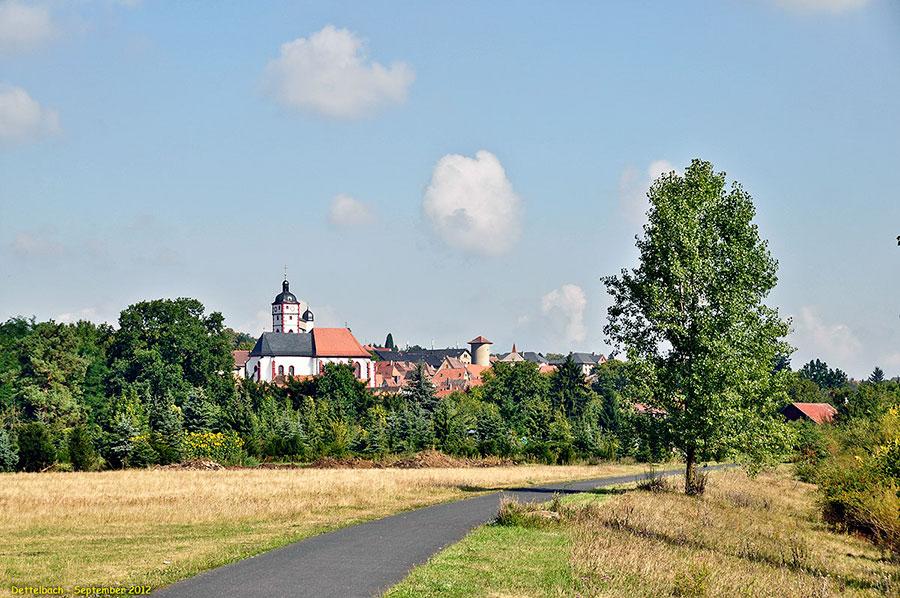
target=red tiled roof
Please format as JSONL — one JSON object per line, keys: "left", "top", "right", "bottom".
{"left": 232, "top": 350, "right": 250, "bottom": 367}
{"left": 468, "top": 336, "right": 492, "bottom": 344}
{"left": 465, "top": 364, "right": 489, "bottom": 378}
{"left": 789, "top": 402, "right": 837, "bottom": 424}
{"left": 538, "top": 364, "right": 557, "bottom": 374}
{"left": 311, "top": 328, "right": 371, "bottom": 358}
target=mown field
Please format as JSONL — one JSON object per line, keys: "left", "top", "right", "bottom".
{"left": 385, "top": 467, "right": 900, "bottom": 597}
{"left": 0, "top": 462, "right": 646, "bottom": 596}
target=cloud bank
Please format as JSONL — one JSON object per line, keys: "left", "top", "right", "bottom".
{"left": 423, "top": 150, "right": 523, "bottom": 256}
{"left": 790, "top": 305, "right": 863, "bottom": 369}
{"left": 0, "top": 86, "right": 60, "bottom": 142}
{"left": 328, "top": 193, "right": 376, "bottom": 228}
{"left": 0, "top": 0, "right": 54, "bottom": 55}
{"left": 617, "top": 159, "right": 676, "bottom": 225}
{"left": 264, "top": 25, "right": 415, "bottom": 119}
{"left": 541, "top": 284, "right": 587, "bottom": 344}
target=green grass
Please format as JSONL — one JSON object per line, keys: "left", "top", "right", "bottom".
{"left": 382, "top": 524, "right": 572, "bottom": 598}
{"left": 384, "top": 469, "right": 900, "bottom": 598}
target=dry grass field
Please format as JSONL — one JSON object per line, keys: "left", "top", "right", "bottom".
{"left": 386, "top": 467, "right": 900, "bottom": 597}
{"left": 0, "top": 462, "right": 645, "bottom": 595}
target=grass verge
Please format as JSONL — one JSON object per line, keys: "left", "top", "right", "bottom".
{"left": 384, "top": 468, "right": 900, "bottom": 597}
{"left": 0, "top": 462, "right": 645, "bottom": 596}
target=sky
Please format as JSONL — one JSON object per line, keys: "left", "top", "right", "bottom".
{"left": 1, "top": 0, "right": 899, "bottom": 379}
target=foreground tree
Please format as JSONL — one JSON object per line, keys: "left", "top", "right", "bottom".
{"left": 604, "top": 159, "right": 793, "bottom": 494}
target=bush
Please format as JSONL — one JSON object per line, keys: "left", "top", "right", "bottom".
{"left": 177, "top": 430, "right": 243, "bottom": 463}
{"left": 17, "top": 422, "right": 57, "bottom": 472}
{"left": 68, "top": 425, "right": 96, "bottom": 471}
{"left": 0, "top": 428, "right": 18, "bottom": 472}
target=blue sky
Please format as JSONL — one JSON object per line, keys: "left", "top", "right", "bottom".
{"left": 1, "top": 0, "right": 898, "bottom": 378}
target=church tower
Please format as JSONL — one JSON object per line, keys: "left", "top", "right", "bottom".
{"left": 272, "top": 279, "right": 314, "bottom": 333}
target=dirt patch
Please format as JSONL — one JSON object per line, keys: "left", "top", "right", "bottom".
{"left": 155, "top": 458, "right": 224, "bottom": 471}
{"left": 308, "top": 456, "right": 382, "bottom": 469}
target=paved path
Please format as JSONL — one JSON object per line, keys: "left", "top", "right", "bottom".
{"left": 154, "top": 465, "right": 726, "bottom": 598}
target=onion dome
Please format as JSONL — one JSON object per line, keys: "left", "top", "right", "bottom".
{"left": 273, "top": 279, "right": 299, "bottom": 305}
{"left": 302, "top": 309, "right": 314, "bottom": 322}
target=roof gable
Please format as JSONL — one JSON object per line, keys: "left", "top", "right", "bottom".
{"left": 249, "top": 332, "right": 314, "bottom": 357}
{"left": 312, "top": 328, "right": 371, "bottom": 358}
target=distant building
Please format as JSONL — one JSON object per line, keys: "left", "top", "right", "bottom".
{"left": 549, "top": 352, "right": 607, "bottom": 377}
{"left": 239, "top": 278, "right": 374, "bottom": 386}
{"left": 780, "top": 402, "right": 837, "bottom": 424}
{"left": 468, "top": 336, "right": 492, "bottom": 367}
{"left": 232, "top": 350, "right": 250, "bottom": 379}
{"left": 372, "top": 347, "right": 471, "bottom": 368}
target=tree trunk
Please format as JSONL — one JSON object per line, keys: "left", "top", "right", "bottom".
{"left": 685, "top": 446, "right": 696, "bottom": 495}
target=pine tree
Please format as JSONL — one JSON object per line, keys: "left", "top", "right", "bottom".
{"left": 17, "top": 421, "right": 57, "bottom": 472}
{"left": 869, "top": 366, "right": 885, "bottom": 384}
{"left": 182, "top": 392, "right": 220, "bottom": 432}
{"left": 404, "top": 363, "right": 439, "bottom": 415}
{"left": 68, "top": 425, "right": 96, "bottom": 471}
{"left": 385, "top": 333, "right": 395, "bottom": 350}
{"left": 0, "top": 428, "right": 18, "bottom": 472}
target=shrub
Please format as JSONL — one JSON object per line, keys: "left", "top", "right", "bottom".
{"left": 637, "top": 467, "right": 674, "bottom": 493}
{"left": 17, "top": 422, "right": 57, "bottom": 472}
{"left": 68, "top": 425, "right": 96, "bottom": 471}
{"left": 0, "top": 428, "right": 18, "bottom": 472}
{"left": 177, "top": 430, "right": 243, "bottom": 463}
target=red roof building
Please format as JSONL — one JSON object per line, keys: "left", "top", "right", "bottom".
{"left": 780, "top": 402, "right": 837, "bottom": 424}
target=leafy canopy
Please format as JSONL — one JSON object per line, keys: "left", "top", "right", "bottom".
{"left": 603, "top": 159, "right": 793, "bottom": 486}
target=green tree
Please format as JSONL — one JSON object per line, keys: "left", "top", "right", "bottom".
{"left": 108, "top": 298, "right": 234, "bottom": 404}
{"left": 405, "top": 362, "right": 439, "bottom": 415}
{"left": 800, "top": 359, "right": 847, "bottom": 391}
{"left": 869, "top": 366, "right": 885, "bottom": 384}
{"left": 17, "top": 421, "right": 57, "bottom": 471}
{"left": 548, "top": 355, "right": 595, "bottom": 419}
{"left": 68, "top": 425, "right": 96, "bottom": 471}
{"left": 317, "top": 362, "right": 371, "bottom": 420}
{"left": 0, "top": 428, "right": 18, "bottom": 472}
{"left": 481, "top": 361, "right": 548, "bottom": 430}
{"left": 385, "top": 333, "right": 395, "bottom": 350}
{"left": 603, "top": 159, "right": 793, "bottom": 493}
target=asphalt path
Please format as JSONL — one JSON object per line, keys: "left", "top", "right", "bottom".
{"left": 154, "top": 465, "right": 728, "bottom": 598}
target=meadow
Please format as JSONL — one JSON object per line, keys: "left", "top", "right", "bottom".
{"left": 385, "top": 467, "right": 900, "bottom": 597}
{"left": 0, "top": 462, "right": 645, "bottom": 595}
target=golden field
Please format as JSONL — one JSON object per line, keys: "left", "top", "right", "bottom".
{"left": 0, "top": 462, "right": 645, "bottom": 595}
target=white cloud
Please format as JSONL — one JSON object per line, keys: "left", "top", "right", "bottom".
{"left": 422, "top": 150, "right": 523, "bottom": 256}
{"left": 0, "top": 86, "right": 60, "bottom": 142}
{"left": 617, "top": 159, "right": 676, "bottom": 225}
{"left": 0, "top": 0, "right": 54, "bottom": 55}
{"left": 771, "top": 0, "right": 871, "bottom": 14}
{"left": 790, "top": 306, "right": 863, "bottom": 366}
{"left": 11, "top": 232, "right": 64, "bottom": 258}
{"left": 327, "top": 193, "right": 376, "bottom": 228}
{"left": 263, "top": 25, "right": 415, "bottom": 119}
{"left": 541, "top": 284, "right": 587, "bottom": 345}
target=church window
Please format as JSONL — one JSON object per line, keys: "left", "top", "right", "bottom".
{"left": 289, "top": 366, "right": 295, "bottom": 376}
{"left": 278, "top": 365, "right": 284, "bottom": 376}
{"left": 354, "top": 362, "right": 361, "bottom": 378}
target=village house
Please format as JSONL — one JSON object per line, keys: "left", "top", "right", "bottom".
{"left": 238, "top": 279, "right": 375, "bottom": 386}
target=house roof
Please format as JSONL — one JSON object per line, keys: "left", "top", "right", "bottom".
{"left": 374, "top": 348, "right": 470, "bottom": 368}
{"left": 468, "top": 336, "right": 492, "bottom": 344}
{"left": 249, "top": 332, "right": 314, "bottom": 357}
{"left": 312, "top": 328, "right": 371, "bottom": 358}
{"left": 784, "top": 402, "right": 837, "bottom": 424}
{"left": 232, "top": 350, "right": 250, "bottom": 367}
{"left": 520, "top": 351, "right": 548, "bottom": 364}
{"left": 538, "top": 364, "right": 557, "bottom": 374}
{"left": 249, "top": 328, "right": 370, "bottom": 358}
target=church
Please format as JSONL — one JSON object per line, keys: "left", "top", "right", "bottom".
{"left": 241, "top": 279, "right": 375, "bottom": 386}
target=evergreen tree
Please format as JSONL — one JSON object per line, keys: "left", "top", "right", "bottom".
{"left": 182, "top": 392, "right": 220, "bottom": 432}
{"left": 108, "top": 413, "right": 138, "bottom": 468}
{"left": 68, "top": 425, "right": 96, "bottom": 471}
{"left": 17, "top": 422, "right": 57, "bottom": 472}
{"left": 0, "top": 428, "right": 18, "bottom": 472}
{"left": 385, "top": 333, "right": 395, "bottom": 350}
{"left": 870, "top": 366, "right": 885, "bottom": 384}
{"left": 405, "top": 363, "right": 439, "bottom": 415}
{"left": 548, "top": 355, "right": 595, "bottom": 419}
